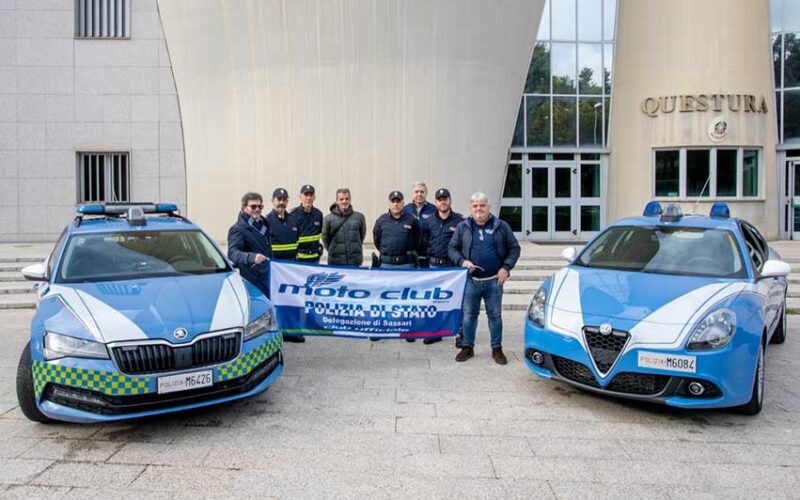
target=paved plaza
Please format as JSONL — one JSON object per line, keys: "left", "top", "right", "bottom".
{"left": 1, "top": 305, "right": 799, "bottom": 499}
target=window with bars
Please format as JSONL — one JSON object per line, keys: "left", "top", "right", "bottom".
{"left": 75, "top": 0, "right": 130, "bottom": 39}
{"left": 77, "top": 152, "right": 130, "bottom": 203}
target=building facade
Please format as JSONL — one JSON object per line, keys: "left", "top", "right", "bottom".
{"left": 0, "top": 0, "right": 797, "bottom": 242}
{"left": 0, "top": 0, "right": 186, "bottom": 242}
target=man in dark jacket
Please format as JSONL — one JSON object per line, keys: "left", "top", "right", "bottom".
{"left": 321, "top": 188, "right": 366, "bottom": 267}
{"left": 373, "top": 190, "right": 421, "bottom": 342}
{"left": 374, "top": 190, "right": 421, "bottom": 269}
{"left": 420, "top": 187, "right": 464, "bottom": 345}
{"left": 403, "top": 181, "right": 437, "bottom": 221}
{"left": 266, "top": 187, "right": 305, "bottom": 343}
{"left": 227, "top": 192, "right": 272, "bottom": 297}
{"left": 291, "top": 184, "right": 324, "bottom": 263}
{"left": 448, "top": 192, "right": 520, "bottom": 364}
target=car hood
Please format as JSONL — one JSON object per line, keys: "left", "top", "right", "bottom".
{"left": 546, "top": 266, "right": 747, "bottom": 344}
{"left": 40, "top": 272, "right": 251, "bottom": 344}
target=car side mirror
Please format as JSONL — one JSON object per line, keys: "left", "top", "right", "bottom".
{"left": 561, "top": 247, "right": 577, "bottom": 262}
{"left": 760, "top": 259, "right": 791, "bottom": 279}
{"left": 21, "top": 263, "right": 47, "bottom": 282}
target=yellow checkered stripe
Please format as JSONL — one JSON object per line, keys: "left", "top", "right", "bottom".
{"left": 298, "top": 234, "right": 321, "bottom": 244}
{"left": 32, "top": 360, "right": 152, "bottom": 398}
{"left": 271, "top": 242, "right": 299, "bottom": 251}
{"left": 215, "top": 333, "right": 283, "bottom": 381}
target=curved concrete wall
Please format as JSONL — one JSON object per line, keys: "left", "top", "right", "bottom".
{"left": 609, "top": 0, "right": 778, "bottom": 236}
{"left": 157, "top": 0, "right": 543, "bottom": 240}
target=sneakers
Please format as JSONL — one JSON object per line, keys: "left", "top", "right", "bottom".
{"left": 492, "top": 347, "right": 507, "bottom": 365}
{"left": 284, "top": 335, "right": 306, "bottom": 343}
{"left": 422, "top": 337, "right": 442, "bottom": 345}
{"left": 455, "top": 347, "right": 474, "bottom": 362}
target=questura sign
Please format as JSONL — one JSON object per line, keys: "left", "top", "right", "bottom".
{"left": 269, "top": 262, "right": 468, "bottom": 339}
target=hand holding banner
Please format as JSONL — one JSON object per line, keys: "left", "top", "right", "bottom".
{"left": 269, "top": 262, "right": 468, "bottom": 339}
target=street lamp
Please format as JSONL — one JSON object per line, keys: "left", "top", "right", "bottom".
{"left": 593, "top": 101, "right": 602, "bottom": 145}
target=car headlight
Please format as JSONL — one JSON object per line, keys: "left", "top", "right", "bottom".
{"left": 43, "top": 332, "right": 110, "bottom": 360}
{"left": 687, "top": 308, "right": 736, "bottom": 351}
{"left": 244, "top": 308, "right": 278, "bottom": 341}
{"left": 527, "top": 287, "right": 547, "bottom": 327}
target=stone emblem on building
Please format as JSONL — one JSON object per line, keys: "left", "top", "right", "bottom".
{"left": 708, "top": 117, "right": 728, "bottom": 142}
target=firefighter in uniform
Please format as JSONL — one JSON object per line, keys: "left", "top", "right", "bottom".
{"left": 266, "top": 187, "right": 305, "bottom": 343}
{"left": 291, "top": 184, "right": 324, "bottom": 263}
{"left": 372, "top": 190, "right": 422, "bottom": 342}
{"left": 420, "top": 187, "right": 464, "bottom": 345}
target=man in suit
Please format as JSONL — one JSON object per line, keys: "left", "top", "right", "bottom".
{"left": 227, "top": 192, "right": 272, "bottom": 297}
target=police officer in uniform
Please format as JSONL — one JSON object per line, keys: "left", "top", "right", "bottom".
{"left": 372, "top": 190, "right": 421, "bottom": 342}
{"left": 292, "top": 184, "right": 324, "bottom": 263}
{"left": 266, "top": 187, "right": 305, "bottom": 343}
{"left": 404, "top": 181, "right": 437, "bottom": 221}
{"left": 420, "top": 188, "right": 464, "bottom": 345}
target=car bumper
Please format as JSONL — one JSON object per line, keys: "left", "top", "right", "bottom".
{"left": 33, "top": 331, "right": 284, "bottom": 423}
{"left": 523, "top": 321, "right": 756, "bottom": 409}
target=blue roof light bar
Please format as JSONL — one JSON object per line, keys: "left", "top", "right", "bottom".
{"left": 643, "top": 201, "right": 663, "bottom": 217}
{"left": 709, "top": 202, "right": 730, "bottom": 219}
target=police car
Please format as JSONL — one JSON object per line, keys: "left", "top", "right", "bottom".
{"left": 16, "top": 203, "right": 283, "bottom": 423}
{"left": 524, "top": 202, "right": 789, "bottom": 415}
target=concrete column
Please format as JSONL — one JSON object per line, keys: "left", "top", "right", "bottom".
{"left": 609, "top": 0, "right": 777, "bottom": 236}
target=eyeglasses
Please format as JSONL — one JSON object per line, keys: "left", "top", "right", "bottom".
{"left": 247, "top": 204, "right": 263, "bottom": 210}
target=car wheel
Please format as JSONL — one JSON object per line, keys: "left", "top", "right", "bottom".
{"left": 16, "top": 342, "right": 54, "bottom": 423}
{"left": 736, "top": 340, "right": 765, "bottom": 416}
{"left": 770, "top": 303, "right": 787, "bottom": 345}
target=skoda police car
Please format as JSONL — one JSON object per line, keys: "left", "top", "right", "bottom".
{"left": 524, "top": 202, "right": 789, "bottom": 414}
{"left": 16, "top": 203, "right": 283, "bottom": 423}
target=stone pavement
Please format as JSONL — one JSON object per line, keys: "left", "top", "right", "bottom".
{"left": 1, "top": 305, "right": 799, "bottom": 499}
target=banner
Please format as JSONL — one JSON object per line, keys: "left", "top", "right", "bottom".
{"left": 269, "top": 262, "right": 468, "bottom": 339}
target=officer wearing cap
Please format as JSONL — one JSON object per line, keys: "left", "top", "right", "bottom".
{"left": 266, "top": 187, "right": 304, "bottom": 343}
{"left": 291, "top": 184, "right": 324, "bottom": 263}
{"left": 403, "top": 181, "right": 437, "bottom": 221}
{"left": 419, "top": 187, "right": 464, "bottom": 345}
{"left": 372, "top": 190, "right": 422, "bottom": 342}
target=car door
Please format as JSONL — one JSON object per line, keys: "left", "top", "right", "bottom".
{"left": 740, "top": 222, "right": 783, "bottom": 331}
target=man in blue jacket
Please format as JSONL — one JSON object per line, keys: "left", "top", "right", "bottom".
{"left": 403, "top": 181, "right": 437, "bottom": 221}
{"left": 291, "top": 184, "right": 324, "bottom": 263}
{"left": 420, "top": 187, "right": 464, "bottom": 345}
{"left": 227, "top": 192, "right": 272, "bottom": 297}
{"left": 448, "top": 192, "right": 520, "bottom": 364}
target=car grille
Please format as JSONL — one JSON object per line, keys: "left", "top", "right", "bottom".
{"left": 607, "top": 372, "right": 670, "bottom": 395}
{"left": 551, "top": 356, "right": 672, "bottom": 396}
{"left": 583, "top": 326, "right": 629, "bottom": 375}
{"left": 551, "top": 355, "right": 599, "bottom": 387}
{"left": 112, "top": 332, "right": 241, "bottom": 375}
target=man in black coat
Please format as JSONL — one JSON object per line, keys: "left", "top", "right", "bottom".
{"left": 227, "top": 192, "right": 272, "bottom": 297}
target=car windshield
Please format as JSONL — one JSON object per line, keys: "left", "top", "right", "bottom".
{"left": 574, "top": 225, "right": 746, "bottom": 278}
{"left": 57, "top": 230, "right": 230, "bottom": 283}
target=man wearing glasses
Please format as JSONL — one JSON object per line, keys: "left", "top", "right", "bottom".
{"left": 227, "top": 192, "right": 272, "bottom": 298}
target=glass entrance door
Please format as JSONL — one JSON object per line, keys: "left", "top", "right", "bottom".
{"left": 522, "top": 161, "right": 603, "bottom": 240}
{"left": 788, "top": 160, "right": 800, "bottom": 239}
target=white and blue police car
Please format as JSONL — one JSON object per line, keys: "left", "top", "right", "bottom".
{"left": 524, "top": 202, "right": 789, "bottom": 414}
{"left": 16, "top": 203, "right": 283, "bottom": 423}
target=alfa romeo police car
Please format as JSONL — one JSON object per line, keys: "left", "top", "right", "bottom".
{"left": 16, "top": 203, "right": 283, "bottom": 423}
{"left": 524, "top": 202, "right": 789, "bottom": 414}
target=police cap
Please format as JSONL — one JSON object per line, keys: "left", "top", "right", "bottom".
{"left": 434, "top": 188, "right": 451, "bottom": 199}
{"left": 272, "top": 188, "right": 289, "bottom": 199}
{"left": 300, "top": 184, "right": 315, "bottom": 194}
{"left": 388, "top": 190, "right": 404, "bottom": 201}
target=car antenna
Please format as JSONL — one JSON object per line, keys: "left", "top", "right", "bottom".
{"left": 692, "top": 176, "right": 711, "bottom": 215}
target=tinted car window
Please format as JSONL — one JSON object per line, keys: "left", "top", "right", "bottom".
{"left": 57, "top": 230, "right": 230, "bottom": 283}
{"left": 575, "top": 225, "right": 746, "bottom": 278}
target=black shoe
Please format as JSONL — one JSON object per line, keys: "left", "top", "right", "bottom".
{"left": 370, "top": 337, "right": 380, "bottom": 341}
{"left": 454, "top": 334, "right": 463, "bottom": 349}
{"left": 423, "top": 337, "right": 442, "bottom": 345}
{"left": 405, "top": 338, "right": 416, "bottom": 343}
{"left": 284, "top": 335, "right": 305, "bottom": 343}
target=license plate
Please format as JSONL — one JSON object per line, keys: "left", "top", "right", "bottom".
{"left": 158, "top": 370, "right": 213, "bottom": 394}
{"left": 637, "top": 352, "right": 697, "bottom": 373}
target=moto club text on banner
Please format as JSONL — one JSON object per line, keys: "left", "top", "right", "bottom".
{"left": 269, "top": 262, "right": 468, "bottom": 339}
